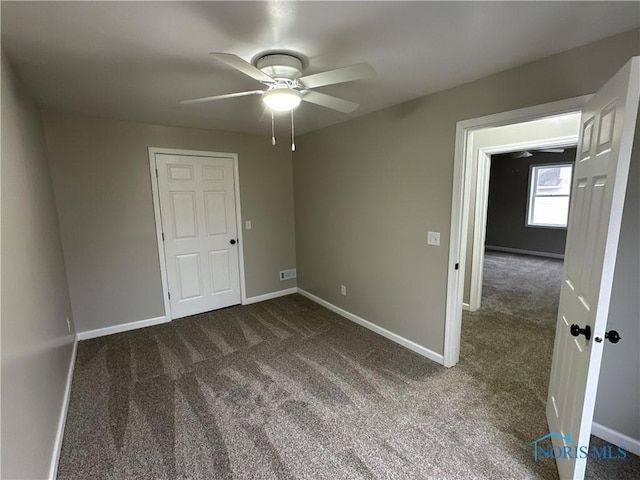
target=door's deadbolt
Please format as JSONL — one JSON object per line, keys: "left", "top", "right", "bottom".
{"left": 594, "top": 331, "right": 621, "bottom": 344}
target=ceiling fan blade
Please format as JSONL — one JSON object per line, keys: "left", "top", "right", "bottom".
{"left": 180, "top": 90, "right": 264, "bottom": 105}
{"left": 302, "top": 90, "right": 359, "bottom": 113}
{"left": 299, "top": 62, "right": 375, "bottom": 89}
{"left": 210, "top": 53, "right": 274, "bottom": 83}
{"left": 538, "top": 148, "right": 566, "bottom": 153}
{"left": 511, "top": 151, "right": 533, "bottom": 159}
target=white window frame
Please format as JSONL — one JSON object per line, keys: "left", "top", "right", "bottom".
{"left": 526, "top": 162, "right": 574, "bottom": 229}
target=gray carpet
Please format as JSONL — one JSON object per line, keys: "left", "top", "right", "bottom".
{"left": 464, "top": 251, "right": 640, "bottom": 480}
{"left": 473, "top": 250, "right": 564, "bottom": 325}
{"left": 57, "top": 253, "right": 639, "bottom": 479}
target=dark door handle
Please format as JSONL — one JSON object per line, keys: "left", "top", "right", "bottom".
{"left": 605, "top": 330, "right": 621, "bottom": 344}
{"left": 230, "top": 239, "right": 237, "bottom": 245}
{"left": 570, "top": 324, "right": 591, "bottom": 341}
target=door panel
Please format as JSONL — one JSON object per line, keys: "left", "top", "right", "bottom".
{"left": 167, "top": 164, "right": 194, "bottom": 181}
{"left": 202, "top": 165, "right": 225, "bottom": 181}
{"left": 546, "top": 57, "right": 639, "bottom": 480}
{"left": 177, "top": 253, "right": 202, "bottom": 300}
{"left": 209, "top": 250, "right": 232, "bottom": 293}
{"left": 171, "top": 191, "right": 198, "bottom": 238}
{"left": 156, "top": 154, "right": 241, "bottom": 318}
{"left": 204, "top": 191, "right": 228, "bottom": 236}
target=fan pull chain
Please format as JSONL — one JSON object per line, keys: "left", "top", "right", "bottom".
{"left": 271, "top": 110, "right": 276, "bottom": 146}
{"left": 291, "top": 110, "right": 296, "bottom": 152}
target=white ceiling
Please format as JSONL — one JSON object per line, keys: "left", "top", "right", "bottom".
{"left": 2, "top": 2, "right": 638, "bottom": 135}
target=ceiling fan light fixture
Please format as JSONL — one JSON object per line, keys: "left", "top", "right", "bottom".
{"left": 262, "top": 88, "right": 301, "bottom": 112}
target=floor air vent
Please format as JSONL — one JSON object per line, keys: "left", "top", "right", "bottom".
{"left": 279, "top": 269, "right": 296, "bottom": 280}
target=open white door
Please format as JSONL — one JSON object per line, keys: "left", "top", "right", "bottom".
{"left": 546, "top": 57, "right": 639, "bottom": 480}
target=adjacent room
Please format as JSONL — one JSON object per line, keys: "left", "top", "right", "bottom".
{"left": 2, "top": 2, "right": 639, "bottom": 480}
{"left": 477, "top": 146, "right": 575, "bottom": 317}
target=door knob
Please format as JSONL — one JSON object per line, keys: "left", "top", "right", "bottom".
{"left": 605, "top": 330, "right": 621, "bottom": 344}
{"left": 570, "top": 324, "right": 591, "bottom": 341}
{"left": 230, "top": 239, "right": 237, "bottom": 245}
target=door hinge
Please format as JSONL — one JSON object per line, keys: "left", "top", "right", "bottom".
{"left": 455, "top": 263, "right": 460, "bottom": 270}
{"left": 168, "top": 291, "right": 171, "bottom": 300}
{"left": 162, "top": 232, "right": 165, "bottom": 241}
{"left": 155, "top": 168, "right": 159, "bottom": 178}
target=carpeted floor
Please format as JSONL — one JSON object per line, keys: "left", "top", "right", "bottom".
{"left": 57, "top": 252, "right": 639, "bottom": 479}
{"left": 474, "top": 250, "right": 564, "bottom": 325}
{"left": 465, "top": 251, "right": 640, "bottom": 480}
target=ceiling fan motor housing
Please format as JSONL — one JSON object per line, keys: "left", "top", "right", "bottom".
{"left": 256, "top": 54, "right": 303, "bottom": 80}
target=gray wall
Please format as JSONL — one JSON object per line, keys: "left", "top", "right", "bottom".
{"left": 485, "top": 149, "right": 576, "bottom": 255}
{"left": 294, "top": 29, "right": 639, "bottom": 356}
{"left": 593, "top": 108, "right": 640, "bottom": 442}
{"left": 41, "top": 110, "right": 296, "bottom": 333}
{"left": 1, "top": 54, "right": 75, "bottom": 479}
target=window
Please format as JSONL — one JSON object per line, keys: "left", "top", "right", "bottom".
{"left": 527, "top": 164, "right": 573, "bottom": 228}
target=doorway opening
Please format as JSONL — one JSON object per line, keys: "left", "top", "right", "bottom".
{"left": 464, "top": 115, "right": 580, "bottom": 312}
{"left": 453, "top": 115, "right": 582, "bottom": 477}
{"left": 443, "top": 95, "right": 590, "bottom": 367}
{"left": 442, "top": 104, "right": 587, "bottom": 475}
{"left": 468, "top": 144, "right": 577, "bottom": 330}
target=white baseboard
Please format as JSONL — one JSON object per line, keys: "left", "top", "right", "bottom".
{"left": 49, "top": 335, "right": 78, "bottom": 479}
{"left": 76, "top": 289, "right": 301, "bottom": 340}
{"left": 297, "top": 288, "right": 444, "bottom": 365}
{"left": 243, "top": 287, "right": 298, "bottom": 305}
{"left": 485, "top": 245, "right": 564, "bottom": 259}
{"left": 592, "top": 422, "right": 640, "bottom": 457}
{"left": 76, "top": 316, "right": 168, "bottom": 340}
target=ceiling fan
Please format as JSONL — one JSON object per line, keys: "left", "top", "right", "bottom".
{"left": 181, "top": 52, "right": 376, "bottom": 149}
{"left": 510, "top": 148, "right": 566, "bottom": 159}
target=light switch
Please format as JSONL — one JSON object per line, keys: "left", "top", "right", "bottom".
{"left": 427, "top": 231, "right": 440, "bottom": 246}
{"left": 245, "top": 220, "right": 252, "bottom": 230}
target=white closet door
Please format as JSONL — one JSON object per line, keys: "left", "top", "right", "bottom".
{"left": 156, "top": 153, "right": 241, "bottom": 319}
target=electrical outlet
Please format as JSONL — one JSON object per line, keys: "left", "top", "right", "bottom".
{"left": 341, "top": 285, "right": 347, "bottom": 296}
{"left": 66, "top": 317, "right": 71, "bottom": 333}
{"left": 427, "top": 231, "right": 441, "bottom": 246}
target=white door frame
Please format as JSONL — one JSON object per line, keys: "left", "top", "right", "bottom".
{"left": 467, "top": 135, "right": 579, "bottom": 311}
{"left": 443, "top": 95, "right": 591, "bottom": 367}
{"left": 148, "top": 147, "right": 247, "bottom": 321}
